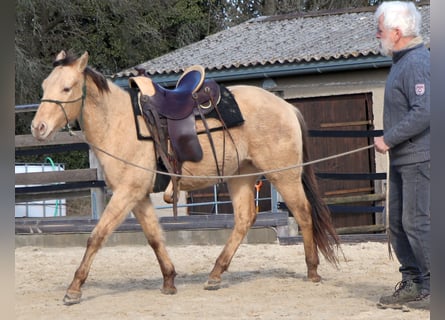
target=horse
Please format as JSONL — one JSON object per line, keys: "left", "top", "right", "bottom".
{"left": 31, "top": 50, "right": 340, "bottom": 305}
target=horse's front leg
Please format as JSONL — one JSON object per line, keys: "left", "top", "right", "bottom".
{"left": 204, "top": 177, "right": 257, "bottom": 290}
{"left": 63, "top": 191, "right": 137, "bottom": 305}
{"left": 132, "top": 197, "right": 177, "bottom": 294}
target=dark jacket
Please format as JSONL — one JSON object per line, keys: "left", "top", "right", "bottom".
{"left": 383, "top": 41, "right": 430, "bottom": 166}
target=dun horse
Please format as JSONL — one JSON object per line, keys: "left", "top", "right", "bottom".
{"left": 31, "top": 50, "right": 340, "bottom": 305}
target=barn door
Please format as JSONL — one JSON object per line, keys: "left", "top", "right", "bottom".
{"left": 289, "top": 93, "right": 382, "bottom": 230}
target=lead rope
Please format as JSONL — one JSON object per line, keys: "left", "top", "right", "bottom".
{"left": 78, "top": 136, "right": 375, "bottom": 180}
{"left": 385, "top": 152, "right": 394, "bottom": 260}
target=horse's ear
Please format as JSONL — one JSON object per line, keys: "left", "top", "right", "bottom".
{"left": 55, "top": 50, "right": 66, "bottom": 61}
{"left": 77, "top": 51, "right": 89, "bottom": 72}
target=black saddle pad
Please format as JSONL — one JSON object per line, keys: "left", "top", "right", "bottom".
{"left": 206, "top": 85, "right": 244, "bottom": 128}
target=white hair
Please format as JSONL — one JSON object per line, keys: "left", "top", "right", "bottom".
{"left": 375, "top": 1, "right": 421, "bottom": 37}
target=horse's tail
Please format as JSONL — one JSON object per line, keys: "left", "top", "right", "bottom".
{"left": 296, "top": 109, "right": 341, "bottom": 267}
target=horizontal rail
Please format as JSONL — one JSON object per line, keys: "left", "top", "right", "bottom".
{"left": 15, "top": 131, "right": 85, "bottom": 148}
{"left": 15, "top": 104, "right": 39, "bottom": 113}
{"left": 319, "top": 120, "right": 372, "bottom": 128}
{"left": 15, "top": 189, "right": 92, "bottom": 203}
{"left": 308, "top": 130, "right": 383, "bottom": 138}
{"left": 15, "top": 168, "right": 98, "bottom": 185}
{"left": 324, "top": 187, "right": 374, "bottom": 196}
{"left": 316, "top": 172, "right": 386, "bottom": 180}
{"left": 323, "top": 193, "right": 386, "bottom": 205}
{"left": 16, "top": 144, "right": 90, "bottom": 156}
{"left": 15, "top": 212, "right": 289, "bottom": 234}
{"left": 15, "top": 181, "right": 106, "bottom": 202}
{"left": 328, "top": 205, "right": 384, "bottom": 213}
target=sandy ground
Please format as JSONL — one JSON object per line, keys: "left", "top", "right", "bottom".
{"left": 15, "top": 242, "right": 430, "bottom": 320}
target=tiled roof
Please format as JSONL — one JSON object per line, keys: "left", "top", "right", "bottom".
{"left": 114, "top": 4, "right": 430, "bottom": 78}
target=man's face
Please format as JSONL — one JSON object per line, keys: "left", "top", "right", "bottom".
{"left": 376, "top": 15, "right": 397, "bottom": 56}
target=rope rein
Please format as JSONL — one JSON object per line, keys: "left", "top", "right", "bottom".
{"left": 71, "top": 130, "right": 375, "bottom": 179}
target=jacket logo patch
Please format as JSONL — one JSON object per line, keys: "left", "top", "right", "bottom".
{"left": 415, "top": 84, "right": 425, "bottom": 96}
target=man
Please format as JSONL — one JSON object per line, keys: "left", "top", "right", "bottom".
{"left": 374, "top": 1, "right": 430, "bottom": 311}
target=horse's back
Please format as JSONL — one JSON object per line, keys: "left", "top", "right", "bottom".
{"left": 227, "top": 85, "right": 299, "bottom": 124}
{"left": 227, "top": 85, "right": 302, "bottom": 142}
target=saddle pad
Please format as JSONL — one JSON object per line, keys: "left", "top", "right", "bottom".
{"left": 206, "top": 85, "right": 244, "bottom": 128}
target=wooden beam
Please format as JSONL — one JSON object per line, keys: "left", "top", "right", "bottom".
{"left": 15, "top": 168, "right": 98, "bottom": 185}
{"left": 324, "top": 193, "right": 386, "bottom": 205}
{"left": 15, "top": 131, "right": 86, "bottom": 148}
{"left": 14, "top": 212, "right": 289, "bottom": 234}
{"left": 320, "top": 120, "right": 372, "bottom": 128}
{"left": 336, "top": 224, "right": 386, "bottom": 235}
{"left": 324, "top": 187, "right": 374, "bottom": 196}
{"left": 15, "top": 189, "right": 92, "bottom": 202}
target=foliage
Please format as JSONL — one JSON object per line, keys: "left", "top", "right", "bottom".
{"left": 15, "top": 0, "right": 213, "bottom": 106}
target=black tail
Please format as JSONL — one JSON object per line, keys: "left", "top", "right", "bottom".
{"left": 297, "top": 110, "right": 341, "bottom": 266}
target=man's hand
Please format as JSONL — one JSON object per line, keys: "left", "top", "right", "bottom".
{"left": 374, "top": 136, "right": 390, "bottom": 154}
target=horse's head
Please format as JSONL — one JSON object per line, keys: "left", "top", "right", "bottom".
{"left": 31, "top": 50, "right": 89, "bottom": 140}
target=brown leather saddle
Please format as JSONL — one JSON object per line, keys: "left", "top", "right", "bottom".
{"left": 129, "top": 65, "right": 221, "bottom": 167}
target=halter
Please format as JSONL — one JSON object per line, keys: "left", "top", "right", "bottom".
{"left": 40, "top": 76, "right": 87, "bottom": 135}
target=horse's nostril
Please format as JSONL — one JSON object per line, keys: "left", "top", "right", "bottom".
{"left": 31, "top": 121, "right": 47, "bottom": 138}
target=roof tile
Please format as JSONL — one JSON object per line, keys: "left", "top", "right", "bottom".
{"left": 114, "top": 5, "right": 430, "bottom": 78}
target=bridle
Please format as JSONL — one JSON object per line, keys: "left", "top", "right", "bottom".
{"left": 40, "top": 76, "right": 87, "bottom": 135}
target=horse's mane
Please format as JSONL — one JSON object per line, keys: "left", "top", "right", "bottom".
{"left": 53, "top": 52, "right": 110, "bottom": 94}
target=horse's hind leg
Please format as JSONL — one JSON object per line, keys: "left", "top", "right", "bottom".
{"left": 132, "top": 197, "right": 177, "bottom": 294}
{"left": 271, "top": 174, "right": 321, "bottom": 282}
{"left": 204, "top": 177, "right": 257, "bottom": 290}
{"left": 63, "top": 191, "right": 139, "bottom": 305}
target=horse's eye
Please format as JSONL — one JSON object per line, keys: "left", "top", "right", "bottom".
{"left": 63, "top": 87, "right": 70, "bottom": 92}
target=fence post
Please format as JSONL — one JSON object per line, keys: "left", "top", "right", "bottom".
{"left": 271, "top": 184, "right": 293, "bottom": 238}
{"left": 89, "top": 149, "right": 106, "bottom": 219}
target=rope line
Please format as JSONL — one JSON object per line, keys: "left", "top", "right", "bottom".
{"left": 70, "top": 131, "right": 375, "bottom": 180}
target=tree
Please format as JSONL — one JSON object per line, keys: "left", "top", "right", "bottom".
{"left": 264, "top": 0, "right": 381, "bottom": 15}
{"left": 15, "top": 0, "right": 214, "bottom": 106}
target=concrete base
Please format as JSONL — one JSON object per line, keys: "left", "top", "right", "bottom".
{"left": 15, "top": 227, "right": 278, "bottom": 248}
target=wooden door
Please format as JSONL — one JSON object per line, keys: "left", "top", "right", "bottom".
{"left": 289, "top": 93, "right": 378, "bottom": 229}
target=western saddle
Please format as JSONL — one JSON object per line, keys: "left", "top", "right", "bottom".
{"left": 130, "top": 65, "right": 220, "bottom": 164}
{"left": 129, "top": 65, "right": 222, "bottom": 215}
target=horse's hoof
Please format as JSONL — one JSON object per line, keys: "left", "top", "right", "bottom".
{"left": 308, "top": 275, "right": 322, "bottom": 282}
{"left": 63, "top": 291, "right": 82, "bottom": 305}
{"left": 204, "top": 279, "right": 221, "bottom": 290}
{"left": 160, "top": 286, "right": 177, "bottom": 295}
